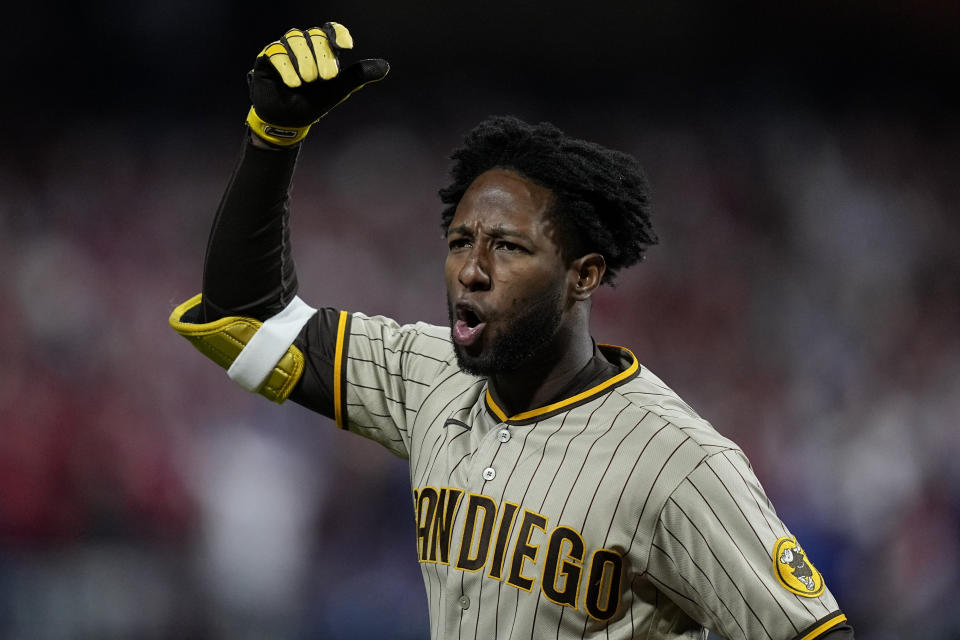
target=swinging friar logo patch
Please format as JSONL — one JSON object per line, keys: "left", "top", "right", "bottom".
{"left": 772, "top": 536, "right": 824, "bottom": 597}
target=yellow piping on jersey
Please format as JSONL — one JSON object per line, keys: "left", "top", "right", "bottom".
{"left": 485, "top": 345, "right": 639, "bottom": 423}
{"left": 333, "top": 310, "right": 349, "bottom": 429}
{"left": 799, "top": 613, "right": 847, "bottom": 640}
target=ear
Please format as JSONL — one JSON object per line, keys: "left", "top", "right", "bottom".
{"left": 568, "top": 253, "right": 606, "bottom": 301}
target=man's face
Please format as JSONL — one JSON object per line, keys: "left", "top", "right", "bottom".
{"left": 445, "top": 168, "right": 572, "bottom": 376}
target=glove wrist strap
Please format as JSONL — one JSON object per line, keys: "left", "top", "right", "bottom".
{"left": 246, "top": 107, "right": 312, "bottom": 146}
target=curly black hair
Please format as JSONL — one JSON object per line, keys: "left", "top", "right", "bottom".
{"left": 439, "top": 115, "right": 657, "bottom": 285}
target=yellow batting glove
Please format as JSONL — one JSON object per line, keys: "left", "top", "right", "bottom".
{"left": 246, "top": 23, "right": 390, "bottom": 146}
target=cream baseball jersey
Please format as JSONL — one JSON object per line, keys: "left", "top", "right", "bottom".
{"left": 298, "top": 307, "right": 845, "bottom": 640}
{"left": 170, "top": 298, "right": 848, "bottom": 640}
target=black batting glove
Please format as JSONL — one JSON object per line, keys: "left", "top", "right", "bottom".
{"left": 246, "top": 24, "right": 390, "bottom": 146}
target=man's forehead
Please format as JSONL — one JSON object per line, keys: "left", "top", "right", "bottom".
{"left": 449, "top": 168, "right": 555, "bottom": 231}
{"left": 447, "top": 221, "right": 530, "bottom": 238}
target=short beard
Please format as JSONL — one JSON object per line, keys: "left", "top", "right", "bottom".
{"left": 448, "top": 289, "right": 564, "bottom": 377}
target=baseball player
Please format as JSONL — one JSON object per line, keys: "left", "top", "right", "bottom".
{"left": 169, "top": 24, "right": 854, "bottom": 639}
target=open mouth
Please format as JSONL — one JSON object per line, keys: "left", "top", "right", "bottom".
{"left": 452, "top": 303, "right": 487, "bottom": 347}
{"left": 459, "top": 306, "right": 482, "bottom": 328}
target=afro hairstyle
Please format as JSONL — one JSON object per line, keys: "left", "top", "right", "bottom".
{"left": 439, "top": 115, "right": 657, "bottom": 285}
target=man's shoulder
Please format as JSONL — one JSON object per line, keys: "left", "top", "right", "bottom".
{"left": 614, "top": 364, "right": 740, "bottom": 454}
{"left": 350, "top": 312, "right": 457, "bottom": 363}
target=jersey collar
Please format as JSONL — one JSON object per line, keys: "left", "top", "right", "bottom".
{"left": 483, "top": 344, "right": 640, "bottom": 425}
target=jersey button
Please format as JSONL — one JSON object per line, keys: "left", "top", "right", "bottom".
{"left": 497, "top": 428, "right": 511, "bottom": 443}
{"left": 482, "top": 467, "right": 496, "bottom": 481}
{"left": 458, "top": 595, "right": 470, "bottom": 609}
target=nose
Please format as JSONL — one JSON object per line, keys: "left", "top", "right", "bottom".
{"left": 458, "top": 249, "right": 491, "bottom": 291}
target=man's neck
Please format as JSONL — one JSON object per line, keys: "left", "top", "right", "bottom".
{"left": 488, "top": 331, "right": 597, "bottom": 417}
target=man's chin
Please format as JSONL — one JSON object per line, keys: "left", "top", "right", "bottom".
{"left": 453, "top": 341, "right": 536, "bottom": 378}
{"left": 453, "top": 345, "right": 497, "bottom": 377}
{"left": 447, "top": 288, "right": 564, "bottom": 378}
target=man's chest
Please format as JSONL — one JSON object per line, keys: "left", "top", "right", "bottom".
{"left": 406, "top": 389, "right": 689, "bottom": 621}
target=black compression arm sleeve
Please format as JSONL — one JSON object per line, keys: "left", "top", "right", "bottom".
{"left": 818, "top": 624, "right": 855, "bottom": 639}
{"left": 201, "top": 134, "right": 302, "bottom": 322}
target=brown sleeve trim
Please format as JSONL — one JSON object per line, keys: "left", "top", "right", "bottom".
{"left": 288, "top": 307, "right": 347, "bottom": 421}
{"left": 795, "top": 612, "right": 850, "bottom": 640}
{"left": 333, "top": 310, "right": 352, "bottom": 429}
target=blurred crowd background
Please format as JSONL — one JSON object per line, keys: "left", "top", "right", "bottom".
{"left": 1, "top": 1, "right": 958, "bottom": 638}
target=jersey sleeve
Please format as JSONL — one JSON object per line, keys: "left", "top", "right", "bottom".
{"left": 291, "top": 309, "right": 456, "bottom": 459}
{"left": 645, "top": 448, "right": 848, "bottom": 640}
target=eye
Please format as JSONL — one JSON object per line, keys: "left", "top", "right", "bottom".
{"left": 448, "top": 237, "right": 471, "bottom": 251}
{"left": 495, "top": 240, "right": 525, "bottom": 252}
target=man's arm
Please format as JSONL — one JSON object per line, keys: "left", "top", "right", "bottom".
{"left": 201, "top": 24, "right": 390, "bottom": 323}
{"left": 169, "top": 24, "right": 389, "bottom": 402}
{"left": 200, "top": 135, "right": 300, "bottom": 322}
{"left": 645, "top": 448, "right": 853, "bottom": 639}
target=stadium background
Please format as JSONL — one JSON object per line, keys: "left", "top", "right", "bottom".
{"left": 1, "top": 1, "right": 958, "bottom": 638}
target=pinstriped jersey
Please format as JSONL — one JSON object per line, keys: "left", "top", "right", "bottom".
{"left": 295, "top": 309, "right": 847, "bottom": 640}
